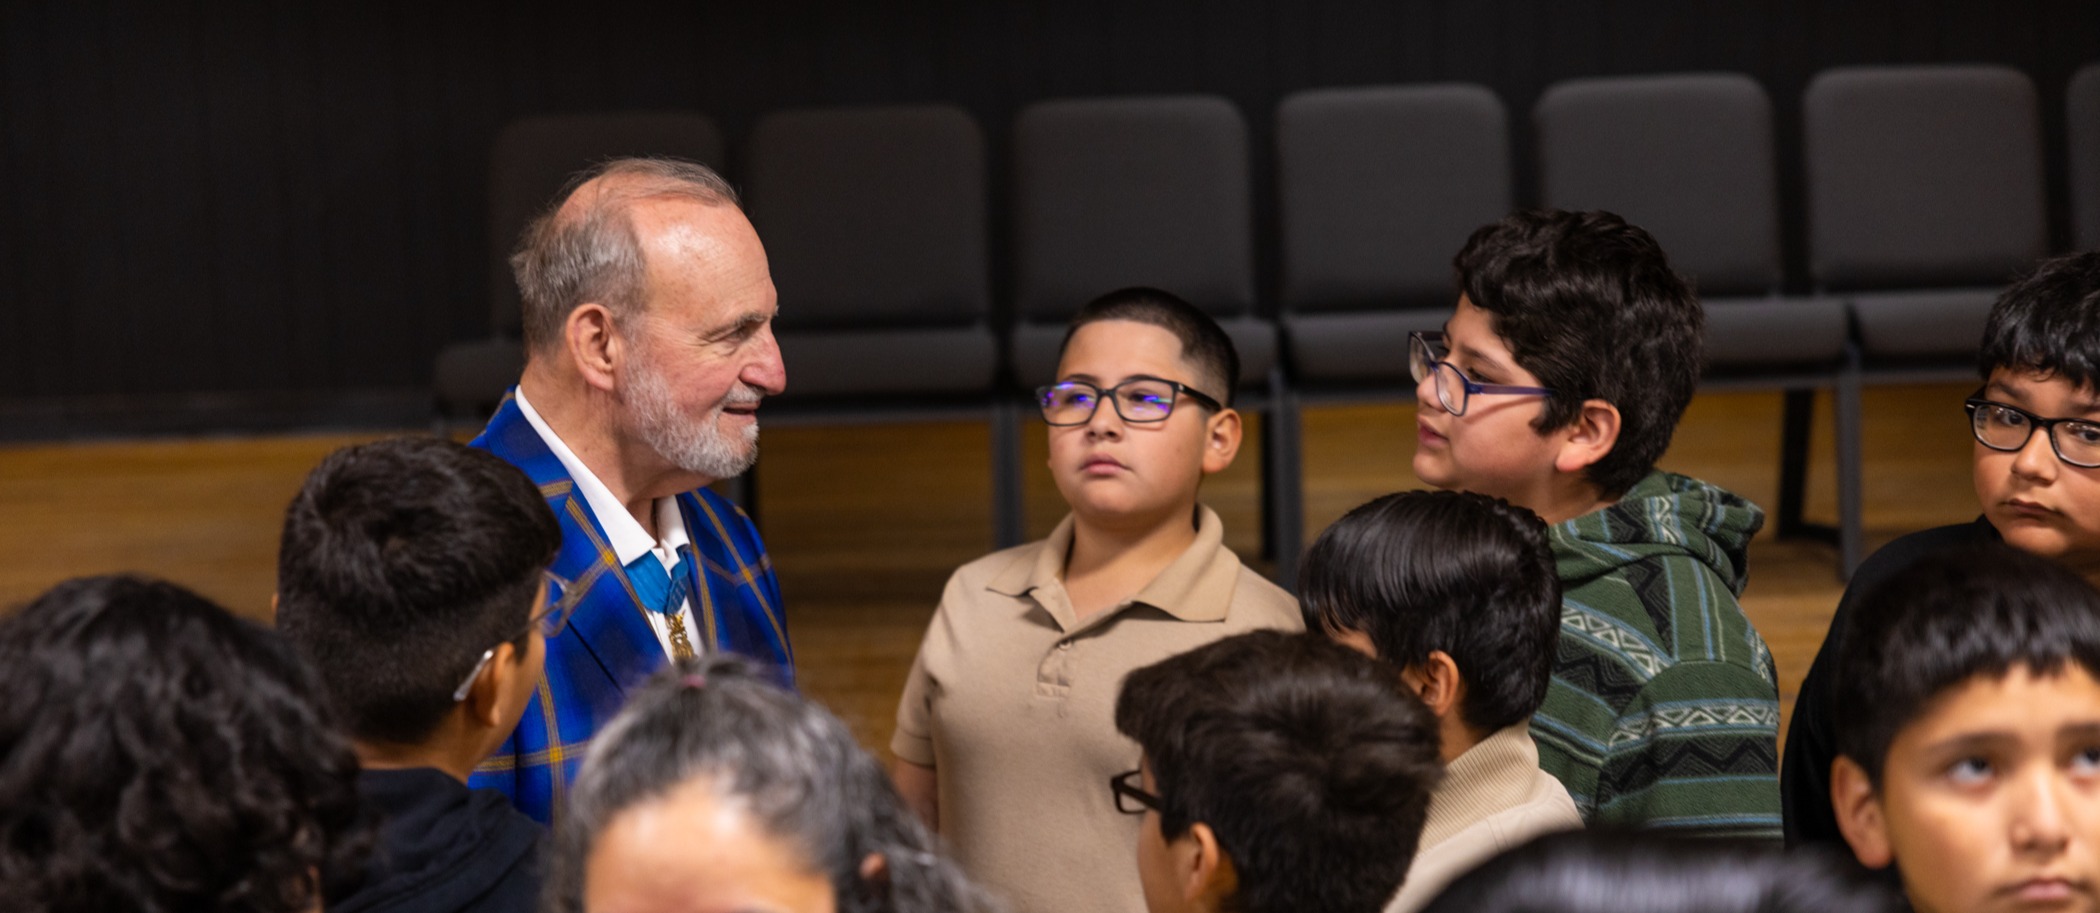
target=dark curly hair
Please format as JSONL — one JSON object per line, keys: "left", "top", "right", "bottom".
{"left": 1454, "top": 209, "right": 1703, "bottom": 497}
{"left": 0, "top": 575, "right": 369, "bottom": 913}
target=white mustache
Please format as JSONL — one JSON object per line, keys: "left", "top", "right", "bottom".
{"left": 722, "top": 387, "right": 764, "bottom": 409}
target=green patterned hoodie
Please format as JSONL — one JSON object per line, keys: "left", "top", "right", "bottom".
{"left": 1529, "top": 469, "right": 1781, "bottom": 839}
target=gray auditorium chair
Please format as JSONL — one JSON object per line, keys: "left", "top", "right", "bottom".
{"left": 1008, "top": 95, "right": 1290, "bottom": 569}
{"left": 1806, "top": 65, "right": 2047, "bottom": 363}
{"left": 1805, "top": 65, "right": 2047, "bottom": 550}
{"left": 432, "top": 112, "right": 726, "bottom": 426}
{"left": 743, "top": 104, "right": 1011, "bottom": 543}
{"left": 1273, "top": 83, "right": 1512, "bottom": 578}
{"left": 2072, "top": 63, "right": 2100, "bottom": 252}
{"left": 1534, "top": 72, "right": 1862, "bottom": 576}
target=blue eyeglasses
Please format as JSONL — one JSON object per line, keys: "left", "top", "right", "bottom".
{"left": 1410, "top": 332, "right": 1555, "bottom": 416}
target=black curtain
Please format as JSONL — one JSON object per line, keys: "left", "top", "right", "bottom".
{"left": 3, "top": 0, "right": 2095, "bottom": 424}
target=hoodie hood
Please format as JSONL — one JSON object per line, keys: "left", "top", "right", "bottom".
{"left": 331, "top": 767, "right": 543, "bottom": 913}
{"left": 1550, "top": 470, "right": 1765, "bottom": 596}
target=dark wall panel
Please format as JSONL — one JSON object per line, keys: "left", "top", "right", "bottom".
{"left": 2, "top": 0, "right": 2095, "bottom": 421}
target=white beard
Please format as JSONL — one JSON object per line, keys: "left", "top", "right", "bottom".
{"left": 625, "top": 350, "right": 761, "bottom": 482}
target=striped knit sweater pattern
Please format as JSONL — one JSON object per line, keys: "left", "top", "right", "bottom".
{"left": 1529, "top": 469, "right": 1782, "bottom": 839}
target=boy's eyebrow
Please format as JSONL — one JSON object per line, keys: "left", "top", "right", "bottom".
{"left": 1919, "top": 730, "right": 2017, "bottom": 757}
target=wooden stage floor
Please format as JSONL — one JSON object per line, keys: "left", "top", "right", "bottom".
{"left": 0, "top": 384, "right": 1982, "bottom": 758}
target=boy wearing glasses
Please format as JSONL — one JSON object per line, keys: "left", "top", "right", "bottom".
{"left": 892, "top": 287, "right": 1303, "bottom": 913}
{"left": 276, "top": 437, "right": 562, "bottom": 913}
{"left": 1785, "top": 250, "right": 2100, "bottom": 850}
{"left": 1411, "top": 209, "right": 1779, "bottom": 836}
{"left": 1112, "top": 631, "right": 1443, "bottom": 913}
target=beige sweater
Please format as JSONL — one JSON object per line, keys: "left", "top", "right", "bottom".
{"left": 1386, "top": 724, "right": 1585, "bottom": 913}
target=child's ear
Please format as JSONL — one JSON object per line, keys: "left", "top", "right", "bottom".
{"left": 1200, "top": 408, "right": 1243, "bottom": 475}
{"left": 1403, "top": 651, "right": 1465, "bottom": 720}
{"left": 1552, "top": 398, "right": 1621, "bottom": 476}
{"left": 1182, "top": 822, "right": 1239, "bottom": 908}
{"left": 465, "top": 642, "right": 524, "bottom": 729}
{"left": 1831, "top": 756, "right": 1895, "bottom": 869}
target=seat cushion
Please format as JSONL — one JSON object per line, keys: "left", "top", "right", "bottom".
{"left": 1702, "top": 296, "right": 1850, "bottom": 371}
{"left": 1282, "top": 309, "right": 1448, "bottom": 384}
{"left": 1850, "top": 287, "right": 2000, "bottom": 362}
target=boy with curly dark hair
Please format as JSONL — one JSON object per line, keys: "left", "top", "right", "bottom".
{"left": 1412, "top": 210, "right": 1778, "bottom": 836}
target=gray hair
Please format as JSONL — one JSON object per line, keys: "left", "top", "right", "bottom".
{"left": 544, "top": 655, "right": 998, "bottom": 913}
{"left": 510, "top": 156, "right": 740, "bottom": 355}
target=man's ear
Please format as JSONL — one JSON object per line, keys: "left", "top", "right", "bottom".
{"left": 1831, "top": 756, "right": 1894, "bottom": 869}
{"left": 1182, "top": 822, "right": 1239, "bottom": 909}
{"left": 1405, "top": 651, "right": 1466, "bottom": 720}
{"left": 1552, "top": 398, "right": 1621, "bottom": 475}
{"left": 568, "top": 303, "right": 623, "bottom": 393}
{"left": 464, "top": 641, "right": 524, "bottom": 729}
{"left": 1200, "top": 408, "right": 1243, "bottom": 476}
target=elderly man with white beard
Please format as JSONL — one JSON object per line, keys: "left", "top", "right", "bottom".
{"left": 466, "top": 157, "right": 794, "bottom": 823}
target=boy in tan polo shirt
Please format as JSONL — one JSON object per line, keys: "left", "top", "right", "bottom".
{"left": 892, "top": 286, "right": 1302, "bottom": 913}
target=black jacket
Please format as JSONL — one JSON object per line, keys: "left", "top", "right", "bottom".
{"left": 1779, "top": 517, "right": 1999, "bottom": 848}
{"left": 332, "top": 767, "right": 545, "bottom": 913}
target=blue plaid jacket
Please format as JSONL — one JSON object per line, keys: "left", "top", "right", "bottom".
{"left": 467, "top": 392, "right": 794, "bottom": 823}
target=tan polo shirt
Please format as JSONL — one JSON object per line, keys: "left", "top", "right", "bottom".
{"left": 893, "top": 506, "right": 1301, "bottom": 913}
{"left": 1385, "top": 724, "right": 1584, "bottom": 913}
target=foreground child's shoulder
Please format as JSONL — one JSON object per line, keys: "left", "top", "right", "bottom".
{"left": 1226, "top": 561, "right": 1304, "bottom": 631}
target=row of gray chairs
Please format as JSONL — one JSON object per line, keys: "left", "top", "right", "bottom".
{"left": 435, "top": 61, "right": 2100, "bottom": 583}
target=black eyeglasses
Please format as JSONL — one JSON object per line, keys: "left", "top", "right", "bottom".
{"left": 1110, "top": 769, "right": 1163, "bottom": 815}
{"left": 1965, "top": 398, "right": 2100, "bottom": 469}
{"left": 450, "top": 570, "right": 579, "bottom": 702}
{"left": 1409, "top": 331, "right": 1554, "bottom": 416}
{"left": 1037, "top": 378, "right": 1224, "bottom": 426}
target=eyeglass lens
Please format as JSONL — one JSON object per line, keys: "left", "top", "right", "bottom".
{"left": 1972, "top": 402, "right": 2100, "bottom": 467}
{"left": 1408, "top": 336, "right": 1467, "bottom": 415}
{"left": 536, "top": 572, "right": 576, "bottom": 638}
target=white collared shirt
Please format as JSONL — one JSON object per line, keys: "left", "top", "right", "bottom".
{"left": 515, "top": 388, "right": 704, "bottom": 659}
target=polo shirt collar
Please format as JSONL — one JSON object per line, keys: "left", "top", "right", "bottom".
{"left": 989, "top": 504, "right": 1238, "bottom": 627}
{"left": 515, "top": 388, "right": 690, "bottom": 566}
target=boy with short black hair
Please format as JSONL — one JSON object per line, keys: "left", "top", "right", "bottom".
{"left": 277, "top": 437, "right": 562, "bottom": 913}
{"left": 1299, "top": 490, "right": 1582, "bottom": 912}
{"left": 1785, "top": 249, "right": 2100, "bottom": 848}
{"left": 892, "top": 287, "right": 1302, "bottom": 913}
{"left": 1114, "top": 630, "right": 1445, "bottom": 913}
{"left": 1829, "top": 543, "right": 2100, "bottom": 913}
{"left": 1413, "top": 209, "right": 1778, "bottom": 836}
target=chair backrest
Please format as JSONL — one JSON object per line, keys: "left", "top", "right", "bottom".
{"left": 2070, "top": 63, "right": 2100, "bottom": 252}
{"left": 1535, "top": 73, "right": 1781, "bottom": 297}
{"left": 485, "top": 112, "right": 726, "bottom": 335}
{"left": 745, "top": 105, "right": 989, "bottom": 331}
{"left": 1011, "top": 95, "right": 1255, "bottom": 322}
{"left": 1276, "top": 84, "right": 1511, "bottom": 313}
{"left": 1803, "top": 65, "right": 2047, "bottom": 290}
